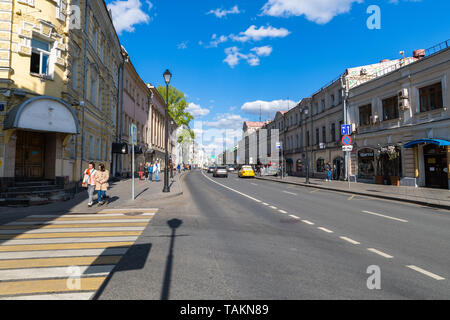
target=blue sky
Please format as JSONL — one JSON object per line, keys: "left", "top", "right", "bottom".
{"left": 106, "top": 0, "right": 450, "bottom": 154}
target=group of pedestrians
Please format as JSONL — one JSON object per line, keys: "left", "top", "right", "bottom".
{"left": 138, "top": 161, "right": 161, "bottom": 182}
{"left": 82, "top": 162, "right": 110, "bottom": 207}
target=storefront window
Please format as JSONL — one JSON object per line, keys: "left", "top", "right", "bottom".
{"left": 316, "top": 158, "right": 325, "bottom": 172}
{"left": 358, "top": 148, "right": 375, "bottom": 179}
{"left": 296, "top": 159, "right": 304, "bottom": 172}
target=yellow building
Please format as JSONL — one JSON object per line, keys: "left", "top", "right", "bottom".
{"left": 0, "top": 0, "right": 122, "bottom": 204}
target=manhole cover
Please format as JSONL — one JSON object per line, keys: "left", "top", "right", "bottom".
{"left": 124, "top": 212, "right": 144, "bottom": 216}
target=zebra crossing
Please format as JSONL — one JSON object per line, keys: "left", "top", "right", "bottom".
{"left": 0, "top": 208, "right": 157, "bottom": 300}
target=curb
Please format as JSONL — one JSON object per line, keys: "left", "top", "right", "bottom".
{"left": 254, "top": 176, "right": 450, "bottom": 210}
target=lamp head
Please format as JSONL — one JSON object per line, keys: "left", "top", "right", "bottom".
{"left": 163, "top": 69, "right": 172, "bottom": 85}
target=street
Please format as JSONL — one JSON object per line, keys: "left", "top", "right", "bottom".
{"left": 95, "top": 170, "right": 450, "bottom": 299}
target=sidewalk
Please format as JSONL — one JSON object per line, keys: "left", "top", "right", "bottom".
{"left": 255, "top": 175, "right": 450, "bottom": 209}
{"left": 0, "top": 172, "right": 185, "bottom": 216}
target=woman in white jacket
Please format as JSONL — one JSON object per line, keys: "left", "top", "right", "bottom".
{"left": 82, "top": 162, "right": 97, "bottom": 207}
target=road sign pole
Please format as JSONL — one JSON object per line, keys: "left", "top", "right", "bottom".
{"left": 132, "top": 143, "right": 135, "bottom": 200}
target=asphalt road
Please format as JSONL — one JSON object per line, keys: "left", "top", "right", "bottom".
{"left": 97, "top": 170, "right": 450, "bottom": 299}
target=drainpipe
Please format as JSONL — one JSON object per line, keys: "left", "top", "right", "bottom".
{"left": 79, "top": 0, "right": 90, "bottom": 183}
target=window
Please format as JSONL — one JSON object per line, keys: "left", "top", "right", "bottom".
{"left": 382, "top": 96, "right": 399, "bottom": 121}
{"left": 315, "top": 128, "right": 319, "bottom": 145}
{"left": 56, "top": 0, "right": 67, "bottom": 21}
{"left": 419, "top": 82, "right": 443, "bottom": 112}
{"left": 339, "top": 120, "right": 344, "bottom": 139}
{"left": 338, "top": 90, "right": 343, "bottom": 104}
{"left": 359, "top": 104, "right": 372, "bottom": 126}
{"left": 330, "top": 94, "right": 335, "bottom": 107}
{"left": 315, "top": 103, "right": 319, "bottom": 115}
{"left": 30, "top": 38, "right": 51, "bottom": 75}
{"left": 322, "top": 126, "right": 326, "bottom": 143}
{"left": 97, "top": 138, "right": 101, "bottom": 160}
{"left": 92, "top": 27, "right": 97, "bottom": 50}
{"left": 90, "top": 67, "right": 98, "bottom": 106}
{"left": 89, "top": 135, "right": 94, "bottom": 160}
{"left": 321, "top": 99, "right": 325, "bottom": 112}
{"left": 331, "top": 123, "right": 336, "bottom": 142}
{"left": 98, "top": 84, "right": 102, "bottom": 110}
{"left": 316, "top": 158, "right": 325, "bottom": 172}
{"left": 100, "top": 38, "right": 104, "bottom": 63}
{"left": 306, "top": 131, "right": 310, "bottom": 147}
{"left": 70, "top": 136, "right": 76, "bottom": 159}
{"left": 295, "top": 113, "right": 298, "bottom": 124}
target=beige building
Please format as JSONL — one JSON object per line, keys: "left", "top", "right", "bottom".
{"left": 0, "top": 0, "right": 122, "bottom": 203}
{"left": 348, "top": 43, "right": 450, "bottom": 189}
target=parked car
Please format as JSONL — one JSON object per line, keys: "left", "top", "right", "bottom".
{"left": 207, "top": 166, "right": 215, "bottom": 173}
{"left": 238, "top": 165, "right": 255, "bottom": 178}
{"left": 213, "top": 166, "right": 228, "bottom": 178}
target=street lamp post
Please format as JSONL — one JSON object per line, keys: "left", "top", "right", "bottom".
{"left": 302, "top": 107, "right": 310, "bottom": 184}
{"left": 163, "top": 69, "right": 172, "bottom": 193}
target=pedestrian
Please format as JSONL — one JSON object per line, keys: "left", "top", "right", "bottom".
{"left": 94, "top": 163, "right": 109, "bottom": 206}
{"left": 154, "top": 160, "right": 160, "bottom": 181}
{"left": 82, "top": 161, "right": 97, "bottom": 207}
{"left": 144, "top": 162, "right": 149, "bottom": 179}
{"left": 148, "top": 162, "right": 153, "bottom": 182}
{"left": 326, "top": 162, "right": 332, "bottom": 182}
{"left": 138, "top": 162, "right": 144, "bottom": 180}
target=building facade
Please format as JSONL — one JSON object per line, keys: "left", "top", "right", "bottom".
{"left": 0, "top": 0, "right": 121, "bottom": 200}
{"left": 348, "top": 44, "right": 450, "bottom": 189}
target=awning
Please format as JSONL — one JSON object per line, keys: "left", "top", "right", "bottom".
{"left": 404, "top": 139, "right": 450, "bottom": 148}
{"left": 4, "top": 96, "right": 80, "bottom": 134}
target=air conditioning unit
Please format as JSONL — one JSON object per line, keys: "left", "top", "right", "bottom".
{"left": 399, "top": 99, "right": 410, "bottom": 111}
{"left": 398, "top": 88, "right": 409, "bottom": 99}
{"left": 370, "top": 115, "right": 379, "bottom": 124}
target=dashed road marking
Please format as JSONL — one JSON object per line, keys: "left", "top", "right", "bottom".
{"left": 283, "top": 191, "right": 297, "bottom": 196}
{"left": 251, "top": 183, "right": 258, "bottom": 186}
{"left": 310, "top": 189, "right": 320, "bottom": 193}
{"left": 302, "top": 220, "right": 314, "bottom": 225}
{"left": 262, "top": 203, "right": 269, "bottom": 206}
{"left": 339, "top": 236, "right": 360, "bottom": 245}
{"left": 362, "top": 211, "right": 408, "bottom": 223}
{"left": 406, "top": 265, "right": 445, "bottom": 280}
{"left": 348, "top": 195, "right": 356, "bottom": 201}
{"left": 289, "top": 215, "right": 300, "bottom": 220}
{"left": 318, "top": 227, "right": 333, "bottom": 233}
{"left": 367, "top": 248, "right": 393, "bottom": 259}
{"left": 269, "top": 206, "right": 277, "bottom": 210}
{"left": 279, "top": 210, "right": 288, "bottom": 214}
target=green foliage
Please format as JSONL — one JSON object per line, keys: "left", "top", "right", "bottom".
{"left": 157, "top": 85, "right": 193, "bottom": 127}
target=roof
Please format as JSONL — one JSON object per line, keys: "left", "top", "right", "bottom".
{"left": 244, "top": 121, "right": 265, "bottom": 127}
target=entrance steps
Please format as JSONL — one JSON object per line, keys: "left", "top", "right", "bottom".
{"left": 0, "top": 180, "right": 73, "bottom": 207}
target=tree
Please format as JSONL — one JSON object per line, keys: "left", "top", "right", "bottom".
{"left": 157, "top": 85, "right": 193, "bottom": 127}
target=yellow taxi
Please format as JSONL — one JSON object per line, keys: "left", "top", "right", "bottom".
{"left": 238, "top": 165, "right": 255, "bottom": 178}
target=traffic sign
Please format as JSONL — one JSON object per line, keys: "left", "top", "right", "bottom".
{"left": 342, "top": 135, "right": 352, "bottom": 145}
{"left": 130, "top": 124, "right": 137, "bottom": 146}
{"left": 342, "top": 145, "right": 353, "bottom": 152}
{"left": 276, "top": 142, "right": 281, "bottom": 149}
{"left": 341, "top": 124, "right": 351, "bottom": 136}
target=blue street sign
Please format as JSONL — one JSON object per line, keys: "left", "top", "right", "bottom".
{"left": 341, "top": 124, "right": 351, "bottom": 136}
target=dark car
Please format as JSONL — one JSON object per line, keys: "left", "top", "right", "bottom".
{"left": 207, "top": 166, "right": 215, "bottom": 173}
{"left": 213, "top": 166, "right": 228, "bottom": 178}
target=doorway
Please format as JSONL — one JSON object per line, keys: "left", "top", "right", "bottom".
{"left": 15, "top": 131, "right": 45, "bottom": 179}
{"left": 333, "top": 157, "right": 344, "bottom": 180}
{"left": 424, "top": 144, "right": 448, "bottom": 189}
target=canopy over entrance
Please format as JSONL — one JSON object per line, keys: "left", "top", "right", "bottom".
{"left": 404, "top": 139, "right": 450, "bottom": 148}
{"left": 4, "top": 96, "right": 80, "bottom": 134}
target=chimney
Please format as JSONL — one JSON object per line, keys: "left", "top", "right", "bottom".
{"left": 413, "top": 49, "right": 425, "bottom": 60}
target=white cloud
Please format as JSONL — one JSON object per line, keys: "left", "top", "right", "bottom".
{"left": 251, "top": 45, "right": 273, "bottom": 57}
{"left": 231, "top": 25, "right": 290, "bottom": 42}
{"left": 204, "top": 113, "right": 246, "bottom": 129}
{"left": 208, "top": 34, "right": 229, "bottom": 48}
{"left": 186, "top": 103, "right": 210, "bottom": 117}
{"left": 223, "top": 47, "right": 261, "bottom": 68}
{"left": 207, "top": 5, "right": 241, "bottom": 18}
{"left": 107, "top": 0, "right": 151, "bottom": 34}
{"left": 261, "top": 0, "right": 363, "bottom": 24}
{"left": 177, "top": 41, "right": 188, "bottom": 50}
{"left": 241, "top": 99, "right": 297, "bottom": 114}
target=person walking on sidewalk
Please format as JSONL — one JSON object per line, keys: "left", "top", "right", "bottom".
{"left": 326, "top": 162, "right": 332, "bottom": 182}
{"left": 138, "top": 162, "right": 144, "bottom": 181}
{"left": 148, "top": 162, "right": 154, "bottom": 182}
{"left": 154, "top": 160, "right": 160, "bottom": 181}
{"left": 82, "top": 162, "right": 97, "bottom": 207}
{"left": 94, "top": 163, "right": 109, "bottom": 206}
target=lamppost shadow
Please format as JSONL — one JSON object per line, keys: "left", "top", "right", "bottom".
{"left": 160, "top": 218, "right": 183, "bottom": 300}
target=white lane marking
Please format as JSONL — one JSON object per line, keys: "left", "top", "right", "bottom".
{"left": 99, "top": 208, "right": 158, "bottom": 212}
{"left": 339, "top": 236, "right": 360, "bottom": 245}
{"left": 262, "top": 203, "right": 269, "bottom": 206}
{"left": 367, "top": 248, "right": 393, "bottom": 259}
{"left": 0, "top": 292, "right": 96, "bottom": 300}
{"left": 6, "top": 219, "right": 151, "bottom": 225}
{"left": 27, "top": 213, "right": 155, "bottom": 218}
{"left": 302, "top": 220, "right": 314, "bottom": 225}
{"left": 0, "top": 227, "right": 146, "bottom": 234}
{"left": 251, "top": 183, "right": 258, "bottom": 186}
{"left": 362, "top": 211, "right": 408, "bottom": 223}
{"left": 269, "top": 206, "right": 277, "bottom": 210}
{"left": 318, "top": 227, "right": 333, "bottom": 233}
{"left": 406, "top": 265, "right": 445, "bottom": 280}
{"left": 0, "top": 265, "right": 115, "bottom": 281}
{"left": 310, "top": 189, "right": 320, "bottom": 193}
{"left": 202, "top": 171, "right": 262, "bottom": 203}
{"left": 0, "top": 248, "right": 129, "bottom": 260}
{"left": 1, "top": 236, "right": 139, "bottom": 245}
{"left": 289, "top": 215, "right": 300, "bottom": 220}
{"left": 279, "top": 210, "right": 288, "bottom": 214}
{"left": 283, "top": 191, "right": 297, "bottom": 196}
